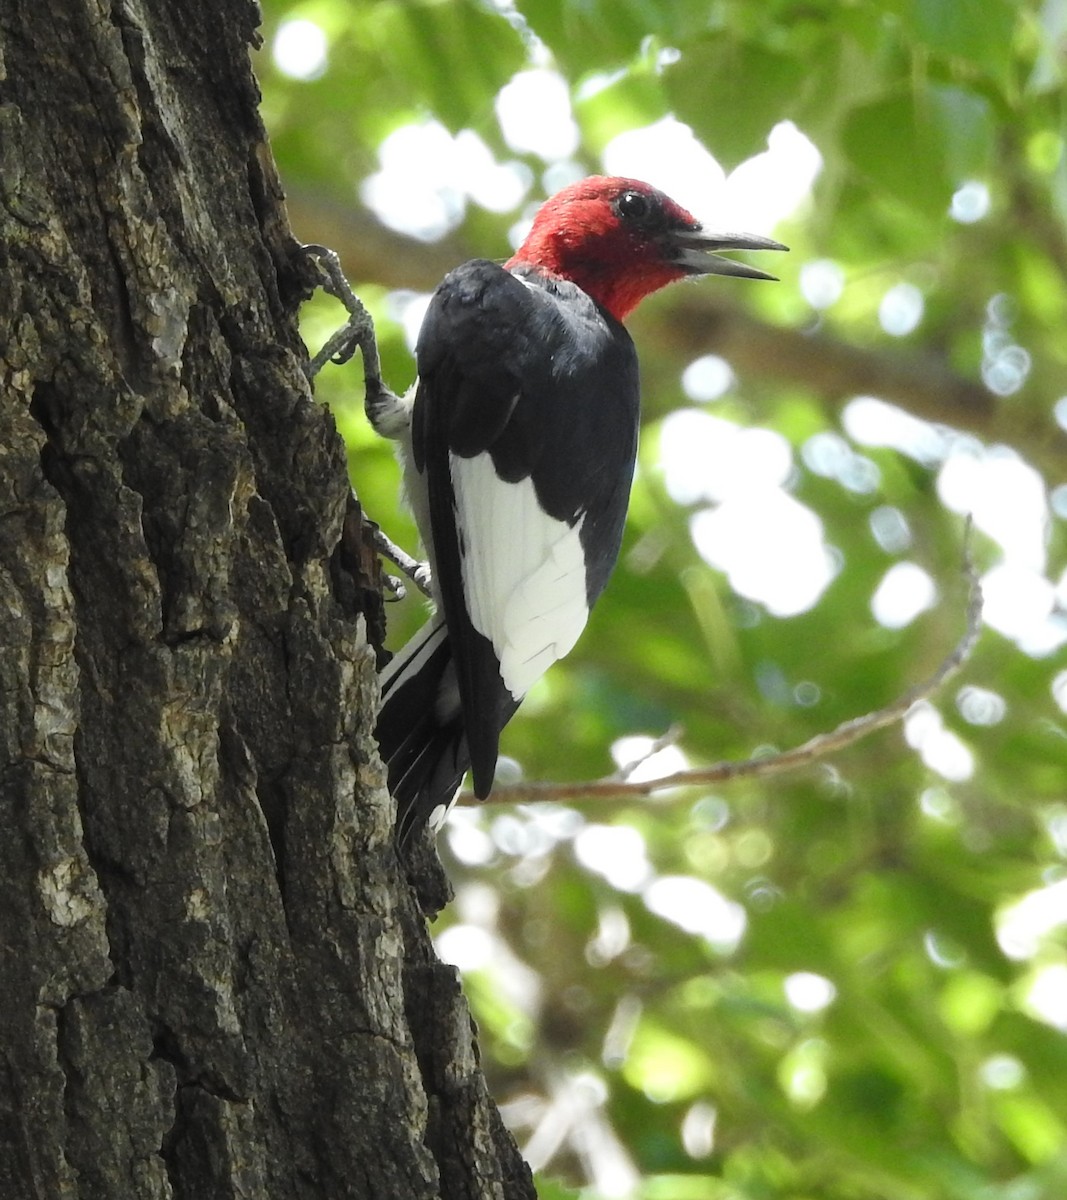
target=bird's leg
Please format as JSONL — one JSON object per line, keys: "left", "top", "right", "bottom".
{"left": 302, "top": 244, "right": 433, "bottom": 599}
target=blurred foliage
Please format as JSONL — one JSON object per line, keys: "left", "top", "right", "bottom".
{"left": 257, "top": 1, "right": 1067, "bottom": 1197}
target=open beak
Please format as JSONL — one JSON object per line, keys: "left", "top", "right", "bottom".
{"left": 668, "top": 227, "right": 789, "bottom": 281}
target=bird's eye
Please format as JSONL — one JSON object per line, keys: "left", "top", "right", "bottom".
{"left": 615, "top": 190, "right": 653, "bottom": 223}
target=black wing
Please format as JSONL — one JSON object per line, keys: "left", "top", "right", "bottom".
{"left": 412, "top": 259, "right": 640, "bottom": 796}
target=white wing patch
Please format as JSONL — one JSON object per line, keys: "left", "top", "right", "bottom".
{"left": 449, "top": 452, "right": 590, "bottom": 699}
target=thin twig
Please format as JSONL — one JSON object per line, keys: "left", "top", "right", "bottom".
{"left": 610, "top": 724, "right": 685, "bottom": 782}
{"left": 482, "top": 523, "right": 983, "bottom": 806}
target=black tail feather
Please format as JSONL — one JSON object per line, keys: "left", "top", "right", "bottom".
{"left": 375, "top": 622, "right": 470, "bottom": 846}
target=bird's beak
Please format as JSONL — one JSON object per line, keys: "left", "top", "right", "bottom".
{"left": 668, "top": 227, "right": 788, "bottom": 281}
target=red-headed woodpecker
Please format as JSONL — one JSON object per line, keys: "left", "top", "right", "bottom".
{"left": 371, "top": 176, "right": 784, "bottom": 844}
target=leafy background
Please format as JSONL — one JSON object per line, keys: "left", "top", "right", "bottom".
{"left": 257, "top": 2, "right": 1067, "bottom": 1197}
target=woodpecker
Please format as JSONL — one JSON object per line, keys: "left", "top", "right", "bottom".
{"left": 370, "top": 175, "right": 784, "bottom": 844}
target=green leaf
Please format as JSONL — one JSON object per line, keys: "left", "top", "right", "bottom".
{"left": 575, "top": 68, "right": 670, "bottom": 154}
{"left": 840, "top": 85, "right": 992, "bottom": 216}
{"left": 516, "top": 0, "right": 713, "bottom": 75}
{"left": 908, "top": 0, "right": 1017, "bottom": 84}
{"left": 664, "top": 38, "right": 808, "bottom": 168}
{"left": 841, "top": 92, "right": 939, "bottom": 214}
{"left": 993, "top": 1092, "right": 1067, "bottom": 1163}
{"left": 622, "top": 1020, "right": 716, "bottom": 1100}
{"left": 937, "top": 970, "right": 1004, "bottom": 1036}
{"left": 374, "top": 0, "right": 526, "bottom": 132}
{"left": 927, "top": 83, "right": 995, "bottom": 179}
{"left": 532, "top": 1175, "right": 583, "bottom": 1200}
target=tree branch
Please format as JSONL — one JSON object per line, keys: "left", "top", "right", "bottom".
{"left": 642, "top": 295, "right": 1066, "bottom": 482}
{"left": 646, "top": 295, "right": 996, "bottom": 427}
{"left": 482, "top": 530, "right": 983, "bottom": 806}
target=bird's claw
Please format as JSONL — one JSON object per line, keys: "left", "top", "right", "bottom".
{"left": 382, "top": 573, "right": 407, "bottom": 601}
{"left": 301, "top": 244, "right": 396, "bottom": 400}
{"left": 410, "top": 562, "right": 433, "bottom": 595}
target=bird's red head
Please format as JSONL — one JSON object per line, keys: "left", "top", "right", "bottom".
{"left": 507, "top": 176, "right": 785, "bottom": 322}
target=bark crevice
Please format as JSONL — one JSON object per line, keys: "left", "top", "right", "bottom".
{"left": 1, "top": 1, "right": 534, "bottom": 1196}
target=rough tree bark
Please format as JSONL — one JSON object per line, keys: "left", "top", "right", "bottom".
{"left": 0, "top": 2, "right": 534, "bottom": 1197}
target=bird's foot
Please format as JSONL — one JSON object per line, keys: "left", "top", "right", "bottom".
{"left": 302, "top": 243, "right": 411, "bottom": 440}
{"left": 302, "top": 243, "right": 404, "bottom": 416}
{"left": 302, "top": 244, "right": 374, "bottom": 374}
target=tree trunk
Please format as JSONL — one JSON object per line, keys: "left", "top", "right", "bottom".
{"left": 0, "top": 2, "right": 533, "bottom": 1196}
